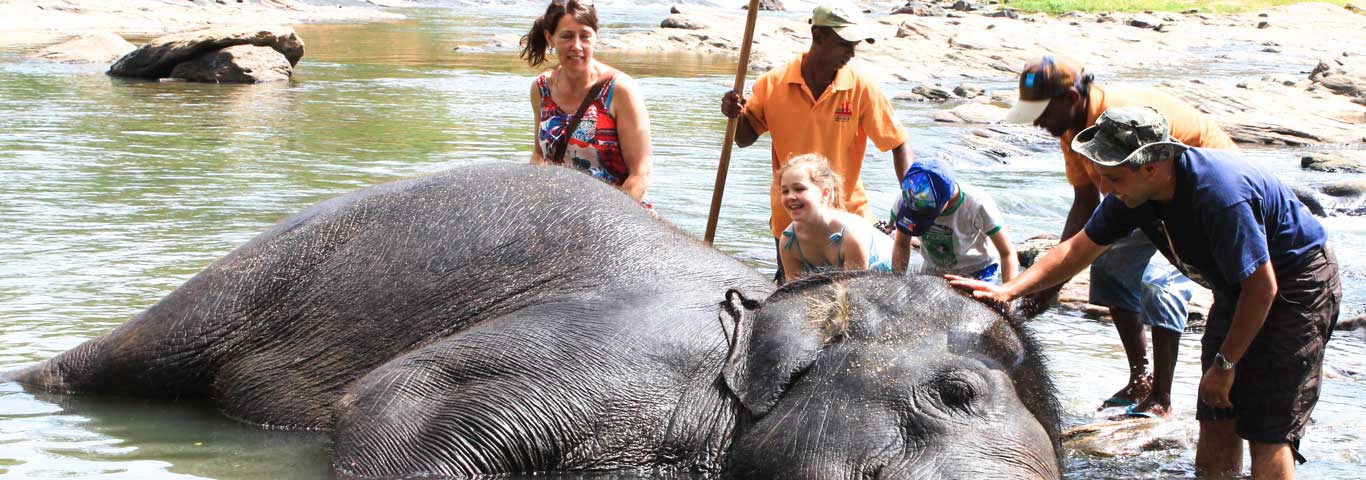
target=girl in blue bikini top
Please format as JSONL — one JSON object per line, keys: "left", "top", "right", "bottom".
{"left": 776, "top": 154, "right": 893, "bottom": 284}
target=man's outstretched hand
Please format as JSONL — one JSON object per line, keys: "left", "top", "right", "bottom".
{"left": 945, "top": 274, "right": 1014, "bottom": 314}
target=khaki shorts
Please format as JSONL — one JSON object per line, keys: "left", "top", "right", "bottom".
{"left": 1196, "top": 245, "right": 1341, "bottom": 449}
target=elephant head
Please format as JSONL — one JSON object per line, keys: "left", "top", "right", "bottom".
{"left": 720, "top": 272, "right": 1062, "bottom": 479}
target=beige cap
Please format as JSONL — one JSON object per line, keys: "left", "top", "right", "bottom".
{"left": 810, "top": 3, "right": 877, "bottom": 44}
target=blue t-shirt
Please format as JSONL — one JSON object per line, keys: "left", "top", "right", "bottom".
{"left": 1083, "top": 147, "right": 1326, "bottom": 298}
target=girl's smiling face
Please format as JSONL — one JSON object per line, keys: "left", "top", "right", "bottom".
{"left": 780, "top": 167, "right": 831, "bottom": 222}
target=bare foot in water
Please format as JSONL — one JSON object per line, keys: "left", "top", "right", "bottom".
{"left": 1099, "top": 373, "right": 1153, "bottom": 410}
{"left": 1109, "top": 395, "right": 1172, "bottom": 420}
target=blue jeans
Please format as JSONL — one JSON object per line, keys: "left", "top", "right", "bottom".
{"left": 1090, "top": 231, "right": 1196, "bottom": 333}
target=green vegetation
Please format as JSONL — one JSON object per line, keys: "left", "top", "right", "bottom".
{"left": 1006, "top": 0, "right": 1352, "bottom": 15}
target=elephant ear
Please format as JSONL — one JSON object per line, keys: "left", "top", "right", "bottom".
{"left": 720, "top": 287, "right": 827, "bottom": 417}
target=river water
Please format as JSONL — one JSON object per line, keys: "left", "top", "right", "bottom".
{"left": 0, "top": 3, "right": 1362, "bottom": 479}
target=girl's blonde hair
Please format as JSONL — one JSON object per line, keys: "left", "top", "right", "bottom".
{"left": 777, "top": 153, "right": 844, "bottom": 209}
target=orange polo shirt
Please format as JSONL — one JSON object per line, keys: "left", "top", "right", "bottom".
{"left": 1060, "top": 84, "right": 1239, "bottom": 194}
{"left": 744, "top": 54, "right": 909, "bottom": 238}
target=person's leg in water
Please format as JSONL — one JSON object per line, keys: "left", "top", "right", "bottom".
{"left": 1130, "top": 264, "right": 1196, "bottom": 418}
{"left": 1196, "top": 418, "right": 1244, "bottom": 477}
{"left": 1248, "top": 441, "right": 1296, "bottom": 479}
{"left": 1107, "top": 308, "right": 1152, "bottom": 408}
{"left": 1089, "top": 232, "right": 1159, "bottom": 409}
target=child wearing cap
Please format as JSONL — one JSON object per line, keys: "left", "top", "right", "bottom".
{"left": 888, "top": 160, "right": 1017, "bottom": 283}
{"left": 777, "top": 153, "right": 893, "bottom": 283}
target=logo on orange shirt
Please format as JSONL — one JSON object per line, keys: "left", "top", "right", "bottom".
{"left": 834, "top": 100, "right": 852, "bottom": 123}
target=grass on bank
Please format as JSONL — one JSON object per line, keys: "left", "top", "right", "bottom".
{"left": 1006, "top": 0, "right": 1354, "bottom": 14}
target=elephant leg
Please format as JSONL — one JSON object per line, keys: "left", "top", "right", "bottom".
{"left": 329, "top": 319, "right": 608, "bottom": 479}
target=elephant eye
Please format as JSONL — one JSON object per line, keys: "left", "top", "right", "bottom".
{"left": 932, "top": 372, "right": 982, "bottom": 410}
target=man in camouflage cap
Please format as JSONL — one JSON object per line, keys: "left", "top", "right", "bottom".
{"left": 954, "top": 106, "right": 1340, "bottom": 479}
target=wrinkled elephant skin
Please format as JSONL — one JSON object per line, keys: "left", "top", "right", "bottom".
{"left": 4, "top": 163, "right": 1060, "bottom": 478}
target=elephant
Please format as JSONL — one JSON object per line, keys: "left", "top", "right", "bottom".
{"left": 4, "top": 163, "right": 1062, "bottom": 478}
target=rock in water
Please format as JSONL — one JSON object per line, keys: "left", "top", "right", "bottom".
{"left": 109, "top": 26, "right": 304, "bottom": 79}
{"left": 169, "top": 45, "right": 293, "bottom": 83}
{"left": 930, "top": 103, "right": 1007, "bottom": 124}
{"left": 1063, "top": 419, "right": 1187, "bottom": 457}
{"left": 661, "top": 15, "right": 706, "bottom": 30}
{"left": 891, "top": 2, "right": 945, "bottom": 16}
{"left": 1301, "top": 151, "right": 1366, "bottom": 173}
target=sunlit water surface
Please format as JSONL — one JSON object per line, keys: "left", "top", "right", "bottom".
{"left": 1, "top": 3, "right": 1362, "bottom": 479}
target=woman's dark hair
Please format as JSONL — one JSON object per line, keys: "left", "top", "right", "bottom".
{"left": 520, "top": 0, "right": 599, "bottom": 68}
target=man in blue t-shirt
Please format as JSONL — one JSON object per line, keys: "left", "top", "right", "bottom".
{"left": 947, "top": 107, "right": 1341, "bottom": 479}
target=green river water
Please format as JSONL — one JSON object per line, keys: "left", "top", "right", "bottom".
{"left": 1, "top": 4, "right": 1363, "bottom": 479}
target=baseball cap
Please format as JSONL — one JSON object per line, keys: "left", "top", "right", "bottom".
{"left": 891, "top": 160, "right": 956, "bottom": 236}
{"left": 810, "top": 3, "right": 877, "bottom": 44}
{"left": 1072, "top": 106, "right": 1188, "bottom": 167}
{"left": 1003, "top": 54, "right": 1087, "bottom": 124}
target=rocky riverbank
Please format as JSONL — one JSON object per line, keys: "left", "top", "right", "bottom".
{"left": 584, "top": 1, "right": 1366, "bottom": 150}
{"left": 0, "top": 0, "right": 403, "bottom": 46}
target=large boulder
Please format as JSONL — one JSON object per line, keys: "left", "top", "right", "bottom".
{"left": 109, "top": 26, "right": 304, "bottom": 79}
{"left": 169, "top": 45, "right": 293, "bottom": 83}
{"left": 24, "top": 32, "right": 135, "bottom": 64}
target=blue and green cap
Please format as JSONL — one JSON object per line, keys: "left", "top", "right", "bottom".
{"left": 892, "top": 160, "right": 956, "bottom": 236}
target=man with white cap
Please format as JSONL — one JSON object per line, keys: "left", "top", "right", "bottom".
{"left": 721, "top": 2, "right": 912, "bottom": 283}
{"left": 1001, "top": 54, "right": 1238, "bottom": 421}
{"left": 951, "top": 106, "right": 1339, "bottom": 479}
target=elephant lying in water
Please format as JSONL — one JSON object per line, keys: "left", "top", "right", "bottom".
{"left": 4, "top": 163, "right": 1062, "bottom": 478}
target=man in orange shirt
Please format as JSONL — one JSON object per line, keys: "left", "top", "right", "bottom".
{"left": 1004, "top": 54, "right": 1241, "bottom": 468}
{"left": 721, "top": 2, "right": 912, "bottom": 281}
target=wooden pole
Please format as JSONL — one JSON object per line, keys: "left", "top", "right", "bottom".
{"left": 703, "top": 0, "right": 762, "bottom": 245}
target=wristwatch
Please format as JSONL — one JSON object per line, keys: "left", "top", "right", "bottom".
{"left": 1214, "top": 352, "right": 1236, "bottom": 370}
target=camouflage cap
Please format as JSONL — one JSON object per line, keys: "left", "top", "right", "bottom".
{"left": 1003, "top": 54, "right": 1087, "bottom": 124}
{"left": 1071, "top": 106, "right": 1188, "bottom": 167}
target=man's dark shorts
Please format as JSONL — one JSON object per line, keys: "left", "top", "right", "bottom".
{"left": 1197, "top": 245, "right": 1341, "bottom": 447}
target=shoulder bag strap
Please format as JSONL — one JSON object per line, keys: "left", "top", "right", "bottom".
{"left": 549, "top": 75, "right": 613, "bottom": 165}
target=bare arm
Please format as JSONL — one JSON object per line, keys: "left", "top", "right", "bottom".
{"left": 890, "top": 142, "right": 913, "bottom": 182}
{"left": 779, "top": 233, "right": 806, "bottom": 284}
{"left": 892, "top": 231, "right": 912, "bottom": 275}
{"left": 530, "top": 81, "right": 545, "bottom": 165}
{"left": 947, "top": 230, "right": 1108, "bottom": 309}
{"left": 989, "top": 228, "right": 1019, "bottom": 283}
{"left": 611, "top": 74, "right": 653, "bottom": 202}
{"left": 721, "top": 90, "right": 758, "bottom": 148}
{"left": 1218, "top": 262, "right": 1278, "bottom": 365}
{"left": 1200, "top": 262, "right": 1278, "bottom": 406}
{"left": 1063, "top": 182, "right": 1102, "bottom": 241}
